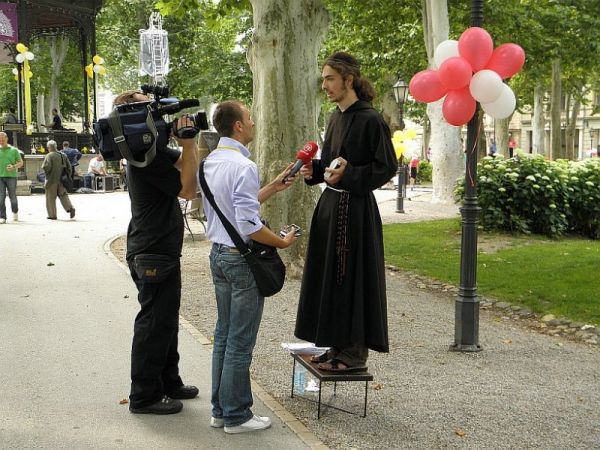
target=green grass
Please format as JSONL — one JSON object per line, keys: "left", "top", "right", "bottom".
{"left": 383, "top": 219, "right": 600, "bottom": 325}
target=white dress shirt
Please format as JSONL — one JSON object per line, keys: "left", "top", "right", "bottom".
{"left": 201, "top": 137, "right": 263, "bottom": 247}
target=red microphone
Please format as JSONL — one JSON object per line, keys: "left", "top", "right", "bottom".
{"left": 282, "top": 141, "right": 318, "bottom": 182}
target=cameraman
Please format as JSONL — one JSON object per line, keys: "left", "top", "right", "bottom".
{"left": 113, "top": 90, "right": 200, "bottom": 415}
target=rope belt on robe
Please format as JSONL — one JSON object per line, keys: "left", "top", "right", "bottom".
{"left": 327, "top": 185, "right": 350, "bottom": 285}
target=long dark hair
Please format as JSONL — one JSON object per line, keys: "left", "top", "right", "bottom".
{"left": 323, "top": 52, "right": 376, "bottom": 103}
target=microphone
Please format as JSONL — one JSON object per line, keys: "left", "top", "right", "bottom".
{"left": 282, "top": 141, "right": 318, "bottom": 183}
{"left": 159, "top": 99, "right": 200, "bottom": 114}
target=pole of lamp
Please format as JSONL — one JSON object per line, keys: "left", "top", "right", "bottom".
{"left": 396, "top": 104, "right": 406, "bottom": 213}
{"left": 450, "top": 0, "right": 483, "bottom": 352}
{"left": 16, "top": 62, "right": 24, "bottom": 123}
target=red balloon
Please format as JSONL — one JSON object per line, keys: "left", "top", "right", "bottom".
{"left": 458, "top": 27, "right": 494, "bottom": 72}
{"left": 409, "top": 69, "right": 448, "bottom": 103}
{"left": 438, "top": 56, "right": 473, "bottom": 90}
{"left": 442, "top": 87, "right": 476, "bottom": 126}
{"left": 485, "top": 43, "right": 526, "bottom": 79}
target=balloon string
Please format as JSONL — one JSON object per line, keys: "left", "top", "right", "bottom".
{"left": 467, "top": 118, "right": 482, "bottom": 188}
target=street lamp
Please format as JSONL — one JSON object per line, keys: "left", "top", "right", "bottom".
{"left": 450, "top": 0, "right": 483, "bottom": 352}
{"left": 393, "top": 78, "right": 408, "bottom": 131}
{"left": 393, "top": 77, "right": 409, "bottom": 213}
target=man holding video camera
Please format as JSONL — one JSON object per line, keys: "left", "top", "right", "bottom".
{"left": 113, "top": 90, "right": 200, "bottom": 415}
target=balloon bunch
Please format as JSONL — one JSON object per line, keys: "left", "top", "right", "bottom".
{"left": 392, "top": 129, "right": 418, "bottom": 160}
{"left": 14, "top": 43, "right": 35, "bottom": 134}
{"left": 409, "top": 27, "right": 525, "bottom": 126}
{"left": 85, "top": 54, "right": 106, "bottom": 78}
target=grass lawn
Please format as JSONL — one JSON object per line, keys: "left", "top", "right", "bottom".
{"left": 383, "top": 219, "right": 600, "bottom": 325}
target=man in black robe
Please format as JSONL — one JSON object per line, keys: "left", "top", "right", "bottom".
{"left": 294, "top": 52, "right": 397, "bottom": 372}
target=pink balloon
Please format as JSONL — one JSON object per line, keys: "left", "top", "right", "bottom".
{"left": 485, "top": 43, "right": 526, "bottom": 79}
{"left": 442, "top": 87, "right": 476, "bottom": 126}
{"left": 409, "top": 69, "right": 448, "bottom": 103}
{"left": 458, "top": 27, "right": 494, "bottom": 72}
{"left": 438, "top": 56, "right": 473, "bottom": 90}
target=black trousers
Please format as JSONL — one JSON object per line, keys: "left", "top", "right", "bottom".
{"left": 128, "top": 257, "right": 183, "bottom": 407}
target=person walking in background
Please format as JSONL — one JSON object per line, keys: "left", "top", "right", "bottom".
{"left": 409, "top": 155, "right": 419, "bottom": 190}
{"left": 508, "top": 134, "right": 517, "bottom": 158}
{"left": 0, "top": 131, "right": 23, "bottom": 223}
{"left": 201, "top": 100, "right": 297, "bottom": 433}
{"left": 295, "top": 51, "right": 397, "bottom": 373}
{"left": 42, "top": 140, "right": 75, "bottom": 220}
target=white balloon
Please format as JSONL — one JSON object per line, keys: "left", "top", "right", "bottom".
{"left": 469, "top": 69, "right": 503, "bottom": 103}
{"left": 93, "top": 64, "right": 102, "bottom": 73}
{"left": 434, "top": 40, "right": 459, "bottom": 68}
{"left": 12, "top": 68, "right": 17, "bottom": 75}
{"left": 481, "top": 84, "right": 516, "bottom": 119}
{"left": 15, "top": 53, "right": 25, "bottom": 63}
{"left": 25, "top": 51, "right": 34, "bottom": 61}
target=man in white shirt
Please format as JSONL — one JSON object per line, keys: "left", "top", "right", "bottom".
{"left": 201, "top": 100, "right": 296, "bottom": 434}
{"left": 87, "top": 153, "right": 107, "bottom": 176}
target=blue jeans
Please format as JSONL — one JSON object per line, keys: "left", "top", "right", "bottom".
{"left": 210, "top": 243, "right": 264, "bottom": 427}
{"left": 0, "top": 177, "right": 18, "bottom": 219}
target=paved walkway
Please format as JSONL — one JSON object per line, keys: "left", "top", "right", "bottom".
{"left": 0, "top": 192, "right": 309, "bottom": 449}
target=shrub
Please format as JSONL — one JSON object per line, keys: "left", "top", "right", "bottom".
{"left": 454, "top": 154, "right": 600, "bottom": 239}
{"left": 567, "top": 159, "right": 600, "bottom": 238}
{"left": 417, "top": 160, "right": 432, "bottom": 183}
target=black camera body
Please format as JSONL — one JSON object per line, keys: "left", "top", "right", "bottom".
{"left": 93, "top": 85, "right": 208, "bottom": 168}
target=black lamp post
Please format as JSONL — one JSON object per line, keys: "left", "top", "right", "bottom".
{"left": 393, "top": 77, "right": 409, "bottom": 213}
{"left": 450, "top": 0, "right": 483, "bottom": 352}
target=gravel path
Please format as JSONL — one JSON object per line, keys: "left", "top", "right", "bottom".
{"left": 113, "top": 193, "right": 600, "bottom": 449}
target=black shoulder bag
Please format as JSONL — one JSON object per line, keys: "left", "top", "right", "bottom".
{"left": 199, "top": 160, "right": 286, "bottom": 297}
{"left": 59, "top": 153, "right": 73, "bottom": 191}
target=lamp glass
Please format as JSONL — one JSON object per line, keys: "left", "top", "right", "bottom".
{"left": 393, "top": 78, "right": 408, "bottom": 106}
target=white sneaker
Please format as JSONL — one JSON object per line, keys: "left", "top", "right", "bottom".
{"left": 12, "top": 213, "right": 18, "bottom": 222}
{"left": 224, "top": 415, "right": 271, "bottom": 434}
{"left": 0, "top": 218, "right": 5, "bottom": 224}
{"left": 210, "top": 417, "right": 224, "bottom": 428}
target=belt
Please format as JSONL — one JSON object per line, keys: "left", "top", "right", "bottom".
{"left": 213, "top": 243, "right": 240, "bottom": 253}
{"left": 326, "top": 185, "right": 349, "bottom": 193}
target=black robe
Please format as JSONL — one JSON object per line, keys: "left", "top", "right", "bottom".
{"left": 294, "top": 100, "right": 397, "bottom": 353}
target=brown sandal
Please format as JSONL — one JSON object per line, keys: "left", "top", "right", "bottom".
{"left": 317, "top": 358, "right": 367, "bottom": 373}
{"left": 310, "top": 349, "right": 336, "bottom": 363}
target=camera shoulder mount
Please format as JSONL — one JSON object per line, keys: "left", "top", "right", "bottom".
{"left": 107, "top": 105, "right": 158, "bottom": 168}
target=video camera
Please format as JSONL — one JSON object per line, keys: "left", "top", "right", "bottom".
{"left": 93, "top": 84, "right": 209, "bottom": 168}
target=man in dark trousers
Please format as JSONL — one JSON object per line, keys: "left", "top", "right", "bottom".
{"left": 113, "top": 90, "right": 200, "bottom": 415}
{"left": 295, "top": 52, "right": 397, "bottom": 372}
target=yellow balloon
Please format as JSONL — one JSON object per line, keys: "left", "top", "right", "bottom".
{"left": 405, "top": 129, "right": 417, "bottom": 140}
{"left": 93, "top": 55, "right": 104, "bottom": 65}
{"left": 99, "top": 66, "right": 106, "bottom": 76}
{"left": 393, "top": 142, "right": 406, "bottom": 159}
{"left": 393, "top": 130, "right": 404, "bottom": 140}
{"left": 16, "top": 43, "right": 27, "bottom": 53}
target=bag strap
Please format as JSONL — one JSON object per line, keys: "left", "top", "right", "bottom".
{"left": 107, "top": 107, "right": 158, "bottom": 168}
{"left": 199, "top": 160, "right": 251, "bottom": 255}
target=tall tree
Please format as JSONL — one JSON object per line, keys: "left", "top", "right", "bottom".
{"left": 422, "top": 0, "right": 463, "bottom": 204}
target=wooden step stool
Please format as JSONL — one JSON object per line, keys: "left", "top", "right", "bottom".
{"left": 290, "top": 353, "right": 373, "bottom": 419}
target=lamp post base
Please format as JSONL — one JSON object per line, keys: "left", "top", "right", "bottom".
{"left": 448, "top": 343, "right": 482, "bottom": 352}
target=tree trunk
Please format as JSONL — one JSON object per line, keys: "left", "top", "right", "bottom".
{"left": 422, "top": 0, "right": 463, "bottom": 204}
{"left": 36, "top": 93, "right": 45, "bottom": 133}
{"left": 532, "top": 83, "right": 545, "bottom": 156}
{"left": 565, "top": 95, "right": 580, "bottom": 160}
{"left": 248, "top": 0, "right": 328, "bottom": 276}
{"left": 550, "top": 58, "right": 561, "bottom": 160}
{"left": 47, "top": 35, "right": 69, "bottom": 123}
{"left": 495, "top": 118, "right": 510, "bottom": 157}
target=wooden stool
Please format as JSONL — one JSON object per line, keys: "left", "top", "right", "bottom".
{"left": 290, "top": 353, "right": 373, "bottom": 419}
